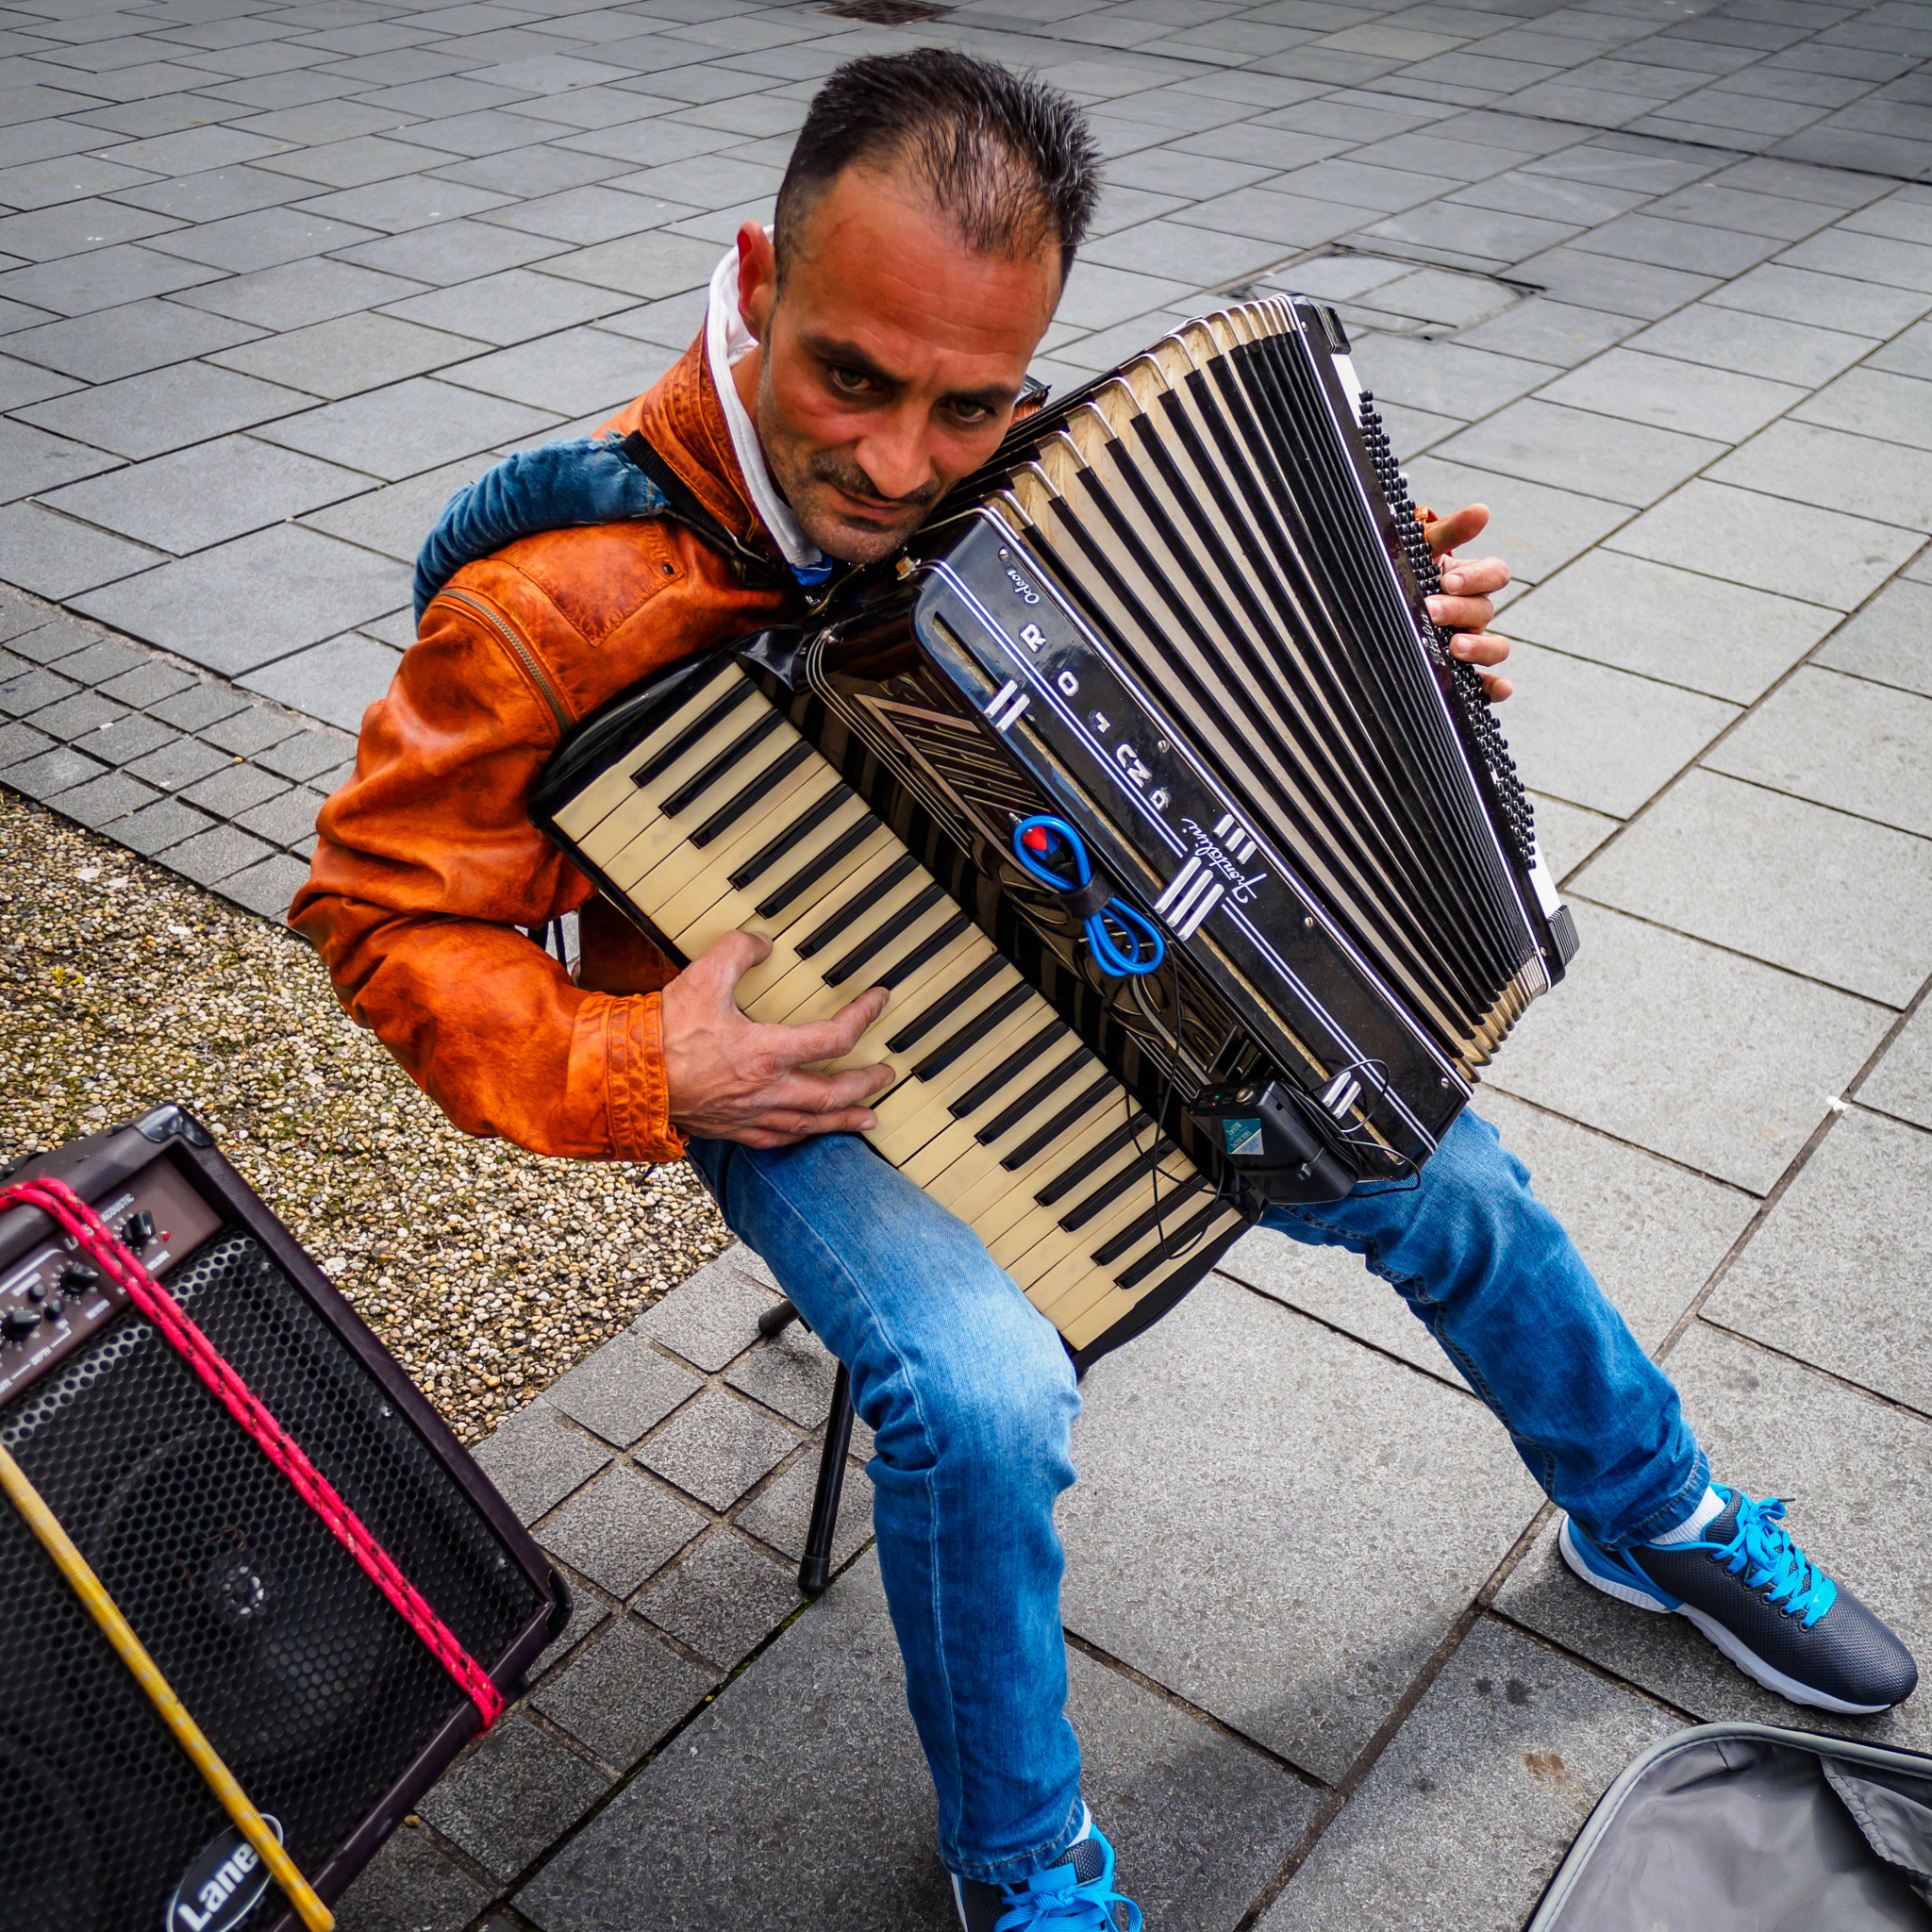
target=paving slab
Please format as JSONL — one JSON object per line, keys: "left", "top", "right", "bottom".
{"left": 240, "top": 630, "right": 401, "bottom": 731}
{"left": 1710, "top": 418, "right": 1932, "bottom": 532}
{"left": 531, "top": 1611, "right": 717, "bottom": 1769}
{"left": 1529, "top": 793, "right": 1621, "bottom": 881}
{"left": 1704, "top": 1106, "right": 1932, "bottom": 1413}
{"left": 636, "top": 1386, "right": 796, "bottom": 1512}
{"left": 1060, "top": 1274, "right": 1541, "bottom": 1782}
{"left": 1573, "top": 768, "right": 1932, "bottom": 1005}
{"left": 1494, "top": 639, "right": 1738, "bottom": 817}
{"left": 13, "top": 358, "right": 313, "bottom": 461}
{"left": 637, "top": 1526, "right": 804, "bottom": 1669}
{"left": 631, "top": 1243, "right": 780, "bottom": 1371}
{"left": 733, "top": 1449, "right": 875, "bottom": 1571}
{"left": 1532, "top": 344, "right": 1808, "bottom": 445}
{"left": 1491, "top": 900, "right": 1894, "bottom": 1192}
{"left": 327, "top": 1822, "right": 493, "bottom": 1932}
{"left": 251, "top": 372, "right": 557, "bottom": 477}
{"left": 1432, "top": 399, "right": 1725, "bottom": 507}
{"left": 38, "top": 434, "right": 373, "bottom": 553}
{"left": 207, "top": 308, "right": 488, "bottom": 398}
{"left": 537, "top": 1461, "right": 708, "bottom": 1597}
{"left": 518, "top": 1551, "right": 1318, "bottom": 1932}
{"left": 436, "top": 322, "right": 667, "bottom": 414}
{"left": 1494, "top": 1322, "right": 1932, "bottom": 1756}
{"left": 1259, "top": 1617, "right": 1681, "bottom": 1932}
{"left": 470, "top": 1395, "right": 612, "bottom": 1526}
{"left": 1604, "top": 477, "right": 1920, "bottom": 608}
{"left": 1622, "top": 301, "right": 1881, "bottom": 388}
{"left": 1862, "top": 1000, "right": 1932, "bottom": 1132}
{"left": 170, "top": 254, "right": 431, "bottom": 328}
{"left": 0, "top": 415, "right": 123, "bottom": 499}
{"left": 1501, "top": 550, "right": 1835, "bottom": 702}
{"left": 75, "top": 523, "right": 408, "bottom": 674}
{"left": 1706, "top": 664, "right": 1932, "bottom": 838}
{"left": 1221, "top": 1086, "right": 1753, "bottom": 1389}
{"left": 417, "top": 1712, "right": 611, "bottom": 1885}
{"left": 542, "top": 1333, "right": 704, "bottom": 1449}
{"left": 724, "top": 1319, "right": 840, "bottom": 1428}
{"left": 1, "top": 295, "right": 263, "bottom": 382}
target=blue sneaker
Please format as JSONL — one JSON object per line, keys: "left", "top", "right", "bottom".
{"left": 1559, "top": 1484, "right": 1917, "bottom": 1716}
{"left": 952, "top": 1815, "right": 1141, "bottom": 1930}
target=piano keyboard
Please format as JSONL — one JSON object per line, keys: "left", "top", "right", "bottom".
{"left": 549, "top": 659, "right": 1247, "bottom": 1353}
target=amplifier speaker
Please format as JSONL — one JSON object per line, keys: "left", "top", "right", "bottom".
{"left": 0, "top": 1106, "right": 569, "bottom": 1932}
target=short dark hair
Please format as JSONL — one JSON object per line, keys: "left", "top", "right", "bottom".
{"left": 774, "top": 50, "right": 1100, "bottom": 282}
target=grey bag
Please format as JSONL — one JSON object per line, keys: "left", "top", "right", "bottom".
{"left": 1528, "top": 1723, "right": 1932, "bottom": 1930}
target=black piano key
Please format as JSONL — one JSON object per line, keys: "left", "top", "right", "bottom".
{"left": 911, "top": 984, "right": 1032, "bottom": 1081}
{"left": 660, "top": 708, "right": 783, "bottom": 818}
{"left": 1002, "top": 1075, "right": 1123, "bottom": 1173}
{"left": 795, "top": 853, "right": 919, "bottom": 958}
{"left": 948, "top": 1023, "right": 1066, "bottom": 1120}
{"left": 1031, "top": 1113, "right": 1145, "bottom": 1203}
{"left": 874, "top": 911, "right": 972, "bottom": 992}
{"left": 728, "top": 783, "right": 852, "bottom": 890}
{"left": 824, "top": 882, "right": 948, "bottom": 986}
{"left": 976, "top": 1048, "right": 1095, "bottom": 1145}
{"left": 1058, "top": 1138, "right": 1177, "bottom": 1232}
{"left": 1113, "top": 1198, "right": 1230, "bottom": 1291}
{"left": 887, "top": 956, "right": 1006, "bottom": 1054}
{"left": 631, "top": 681, "right": 754, "bottom": 788}
{"left": 1091, "top": 1177, "right": 1213, "bottom": 1266}
{"left": 691, "top": 740, "right": 816, "bottom": 849}
{"left": 757, "top": 816, "right": 879, "bottom": 920}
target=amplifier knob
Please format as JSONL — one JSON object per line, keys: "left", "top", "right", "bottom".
{"left": 60, "top": 1260, "right": 100, "bottom": 1291}
{"left": 2, "top": 1307, "right": 41, "bottom": 1341}
{"left": 123, "top": 1211, "right": 157, "bottom": 1249}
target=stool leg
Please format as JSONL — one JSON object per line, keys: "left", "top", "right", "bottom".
{"left": 758, "top": 1297, "right": 802, "bottom": 1340}
{"left": 798, "top": 1363, "right": 856, "bottom": 1597}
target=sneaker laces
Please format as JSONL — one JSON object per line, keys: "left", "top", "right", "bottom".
{"left": 1695, "top": 1491, "right": 1838, "bottom": 1628}
{"left": 992, "top": 1857, "right": 1143, "bottom": 1932}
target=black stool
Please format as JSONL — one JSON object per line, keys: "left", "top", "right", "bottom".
{"left": 757, "top": 1297, "right": 857, "bottom": 1595}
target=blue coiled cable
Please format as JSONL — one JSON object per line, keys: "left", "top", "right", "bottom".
{"left": 1010, "top": 815, "right": 1165, "bottom": 978}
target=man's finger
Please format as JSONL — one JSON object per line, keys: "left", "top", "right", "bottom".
{"left": 766, "top": 986, "right": 892, "bottom": 1068}
{"left": 763, "top": 1064, "right": 897, "bottom": 1116}
{"left": 1475, "top": 667, "right": 1514, "bottom": 701}
{"left": 744, "top": 1103, "right": 884, "bottom": 1139}
{"left": 1424, "top": 503, "right": 1490, "bottom": 556}
{"left": 1437, "top": 555, "right": 1508, "bottom": 596}
{"left": 1426, "top": 593, "right": 1494, "bottom": 633}
{"left": 691, "top": 925, "right": 774, "bottom": 993}
{"left": 1448, "top": 630, "right": 1510, "bottom": 668}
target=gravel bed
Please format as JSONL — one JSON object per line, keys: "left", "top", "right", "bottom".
{"left": 0, "top": 791, "right": 728, "bottom": 1442}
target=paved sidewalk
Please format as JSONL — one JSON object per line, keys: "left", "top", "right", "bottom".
{"left": 3, "top": 0, "right": 1930, "bottom": 1920}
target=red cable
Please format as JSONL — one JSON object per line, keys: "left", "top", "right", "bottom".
{"left": 1, "top": 1176, "right": 502, "bottom": 1726}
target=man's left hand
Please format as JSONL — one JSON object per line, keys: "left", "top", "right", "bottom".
{"left": 1422, "top": 503, "right": 1512, "bottom": 702}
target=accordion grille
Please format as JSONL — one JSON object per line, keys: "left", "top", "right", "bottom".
{"left": 990, "top": 296, "right": 1539, "bottom": 1074}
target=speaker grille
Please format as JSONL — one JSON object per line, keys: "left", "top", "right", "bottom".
{"left": 0, "top": 1228, "right": 543, "bottom": 1930}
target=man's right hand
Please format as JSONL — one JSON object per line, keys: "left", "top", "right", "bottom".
{"left": 659, "top": 929, "right": 895, "bottom": 1147}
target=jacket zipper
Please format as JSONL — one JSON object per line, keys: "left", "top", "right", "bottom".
{"left": 437, "top": 588, "right": 573, "bottom": 736}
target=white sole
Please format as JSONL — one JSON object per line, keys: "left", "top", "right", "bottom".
{"left": 1557, "top": 1518, "right": 1891, "bottom": 1719}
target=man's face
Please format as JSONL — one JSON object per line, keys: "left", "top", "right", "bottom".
{"left": 734, "top": 164, "right": 1062, "bottom": 566}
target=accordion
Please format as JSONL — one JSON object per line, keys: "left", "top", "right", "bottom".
{"left": 532, "top": 294, "right": 1576, "bottom": 1368}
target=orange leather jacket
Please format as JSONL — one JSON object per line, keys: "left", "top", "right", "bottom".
{"left": 291, "top": 340, "right": 801, "bottom": 1165}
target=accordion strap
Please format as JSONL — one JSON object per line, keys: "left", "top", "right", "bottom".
{"left": 0, "top": 1176, "right": 504, "bottom": 1728}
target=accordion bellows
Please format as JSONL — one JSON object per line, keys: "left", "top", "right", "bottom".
{"left": 535, "top": 294, "right": 1575, "bottom": 1365}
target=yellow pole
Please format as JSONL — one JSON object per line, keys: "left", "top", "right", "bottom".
{"left": 0, "top": 1441, "right": 333, "bottom": 1932}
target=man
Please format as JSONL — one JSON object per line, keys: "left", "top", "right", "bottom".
{"left": 294, "top": 50, "right": 1916, "bottom": 1927}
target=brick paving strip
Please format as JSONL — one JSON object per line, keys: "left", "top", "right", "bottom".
{"left": 2, "top": 0, "right": 1931, "bottom": 1921}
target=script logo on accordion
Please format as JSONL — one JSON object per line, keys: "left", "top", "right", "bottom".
{"left": 1158, "top": 814, "right": 1269, "bottom": 940}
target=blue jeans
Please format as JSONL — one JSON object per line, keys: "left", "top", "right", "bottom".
{"left": 684, "top": 1108, "right": 1705, "bottom": 1886}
